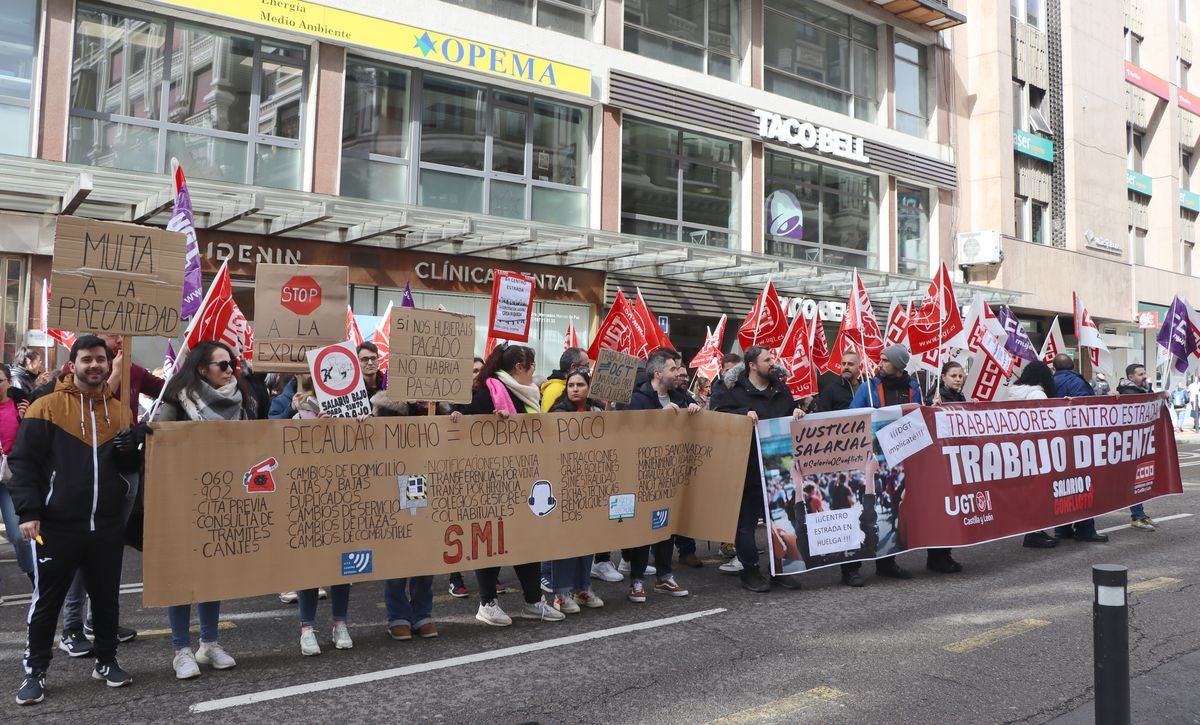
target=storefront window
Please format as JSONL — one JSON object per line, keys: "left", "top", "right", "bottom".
{"left": 69, "top": 4, "right": 307, "bottom": 189}
{"left": 896, "top": 185, "right": 930, "bottom": 276}
{"left": 0, "top": 0, "right": 38, "bottom": 157}
{"left": 764, "top": 151, "right": 877, "bottom": 268}
{"left": 0, "top": 256, "right": 27, "bottom": 364}
{"left": 416, "top": 75, "right": 589, "bottom": 226}
{"left": 624, "top": 0, "right": 741, "bottom": 81}
{"left": 441, "top": 0, "right": 595, "bottom": 38}
{"left": 622, "top": 118, "right": 739, "bottom": 248}
{"left": 764, "top": 0, "right": 878, "bottom": 122}
{"left": 894, "top": 40, "right": 928, "bottom": 138}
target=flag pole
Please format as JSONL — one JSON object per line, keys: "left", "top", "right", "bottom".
{"left": 853, "top": 271, "right": 876, "bottom": 407}
{"left": 40, "top": 278, "right": 50, "bottom": 369}
{"left": 937, "top": 262, "right": 946, "bottom": 377}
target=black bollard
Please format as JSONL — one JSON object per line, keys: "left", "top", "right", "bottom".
{"left": 1092, "top": 564, "right": 1130, "bottom": 725}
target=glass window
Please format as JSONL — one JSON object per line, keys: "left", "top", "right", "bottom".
{"left": 0, "top": 257, "right": 28, "bottom": 364}
{"left": 341, "top": 59, "right": 410, "bottom": 202}
{"left": 1129, "top": 226, "right": 1146, "bottom": 265}
{"left": 624, "top": 0, "right": 741, "bottom": 81}
{"left": 1014, "top": 196, "right": 1028, "bottom": 241}
{"left": 1031, "top": 201, "right": 1047, "bottom": 244}
{"left": 622, "top": 118, "right": 739, "bottom": 248}
{"left": 1125, "top": 30, "right": 1141, "bottom": 65}
{"left": 1025, "top": 0, "right": 1042, "bottom": 29}
{"left": 0, "top": 0, "right": 38, "bottom": 156}
{"left": 1184, "top": 241, "right": 1194, "bottom": 276}
{"left": 894, "top": 40, "right": 928, "bottom": 137}
{"left": 1182, "top": 60, "right": 1191, "bottom": 91}
{"left": 441, "top": 0, "right": 595, "bottom": 38}
{"left": 69, "top": 4, "right": 307, "bottom": 188}
{"left": 1128, "top": 126, "right": 1144, "bottom": 172}
{"left": 896, "top": 186, "right": 929, "bottom": 275}
{"left": 764, "top": 0, "right": 877, "bottom": 122}
{"left": 763, "top": 150, "right": 878, "bottom": 268}
{"left": 421, "top": 77, "right": 486, "bottom": 170}
{"left": 1183, "top": 148, "right": 1194, "bottom": 190}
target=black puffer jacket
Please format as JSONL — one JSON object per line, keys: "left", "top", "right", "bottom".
{"left": 712, "top": 363, "right": 799, "bottom": 489}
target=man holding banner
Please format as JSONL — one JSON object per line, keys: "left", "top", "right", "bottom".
{"left": 1049, "top": 354, "right": 1108, "bottom": 543}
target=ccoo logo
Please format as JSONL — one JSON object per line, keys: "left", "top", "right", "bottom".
{"left": 341, "top": 550, "right": 373, "bottom": 576}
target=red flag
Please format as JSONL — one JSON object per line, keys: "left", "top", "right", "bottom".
{"left": 690, "top": 314, "right": 727, "bottom": 380}
{"left": 884, "top": 300, "right": 911, "bottom": 348}
{"left": 633, "top": 288, "right": 674, "bottom": 351}
{"left": 777, "top": 313, "right": 817, "bottom": 399}
{"left": 484, "top": 335, "right": 500, "bottom": 358}
{"left": 587, "top": 290, "right": 649, "bottom": 360}
{"left": 183, "top": 261, "right": 250, "bottom": 358}
{"left": 842, "top": 271, "right": 885, "bottom": 364}
{"left": 372, "top": 301, "right": 393, "bottom": 372}
{"left": 347, "top": 306, "right": 364, "bottom": 347}
{"left": 563, "top": 322, "right": 579, "bottom": 350}
{"left": 737, "top": 281, "right": 788, "bottom": 350}
{"left": 908, "top": 262, "right": 965, "bottom": 354}
{"left": 809, "top": 307, "right": 832, "bottom": 373}
{"left": 41, "top": 279, "right": 76, "bottom": 349}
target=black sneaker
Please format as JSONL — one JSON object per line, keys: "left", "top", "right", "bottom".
{"left": 58, "top": 629, "right": 93, "bottom": 657}
{"left": 739, "top": 569, "right": 771, "bottom": 593}
{"left": 15, "top": 671, "right": 46, "bottom": 705}
{"left": 91, "top": 662, "right": 132, "bottom": 688}
{"left": 84, "top": 622, "right": 138, "bottom": 643}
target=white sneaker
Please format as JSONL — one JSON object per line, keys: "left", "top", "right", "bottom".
{"left": 195, "top": 642, "right": 237, "bottom": 669}
{"left": 172, "top": 647, "right": 200, "bottom": 679}
{"left": 719, "top": 558, "right": 744, "bottom": 574}
{"left": 616, "top": 560, "right": 656, "bottom": 576}
{"left": 574, "top": 589, "right": 605, "bottom": 608}
{"left": 331, "top": 623, "right": 353, "bottom": 650}
{"left": 521, "top": 598, "right": 566, "bottom": 621}
{"left": 476, "top": 601, "right": 512, "bottom": 627}
{"left": 553, "top": 593, "right": 580, "bottom": 614}
{"left": 591, "top": 560, "right": 624, "bottom": 582}
{"left": 318, "top": 588, "right": 328, "bottom": 600}
{"left": 300, "top": 628, "right": 321, "bottom": 656}
{"left": 279, "top": 591, "right": 298, "bottom": 604}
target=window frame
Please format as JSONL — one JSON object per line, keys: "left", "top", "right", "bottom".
{"left": 1127, "top": 125, "right": 1145, "bottom": 173}
{"left": 623, "top": 0, "right": 741, "bottom": 80}
{"left": 1012, "top": 0, "right": 1044, "bottom": 30}
{"left": 441, "top": 0, "right": 596, "bottom": 38}
{"left": 1182, "top": 147, "right": 1194, "bottom": 191}
{"left": 893, "top": 38, "right": 929, "bottom": 138}
{"left": 0, "top": 0, "right": 41, "bottom": 157}
{"left": 1014, "top": 195, "right": 1048, "bottom": 245}
{"left": 895, "top": 184, "right": 931, "bottom": 276}
{"left": 1125, "top": 30, "right": 1142, "bottom": 65}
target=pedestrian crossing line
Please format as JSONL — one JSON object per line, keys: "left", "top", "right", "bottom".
{"left": 1128, "top": 577, "right": 1182, "bottom": 595}
{"left": 1097, "top": 512, "right": 1194, "bottom": 535}
{"left": 137, "top": 621, "right": 237, "bottom": 639}
{"left": 190, "top": 607, "right": 727, "bottom": 713}
{"left": 942, "top": 618, "right": 1051, "bottom": 654}
{"left": 705, "top": 686, "right": 847, "bottom": 724}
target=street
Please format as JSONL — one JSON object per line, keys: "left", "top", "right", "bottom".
{"left": 1, "top": 445, "right": 1197, "bottom": 724}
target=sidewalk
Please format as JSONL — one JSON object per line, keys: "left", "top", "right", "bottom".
{"left": 1046, "top": 649, "right": 1200, "bottom": 724}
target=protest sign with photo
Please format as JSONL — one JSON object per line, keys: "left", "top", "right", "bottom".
{"left": 589, "top": 348, "right": 639, "bottom": 405}
{"left": 488, "top": 269, "right": 535, "bottom": 342}
{"left": 389, "top": 308, "right": 475, "bottom": 404}
{"left": 253, "top": 264, "right": 347, "bottom": 372}
{"left": 306, "top": 341, "right": 371, "bottom": 418}
{"left": 48, "top": 216, "right": 186, "bottom": 336}
{"left": 142, "top": 410, "right": 753, "bottom": 606}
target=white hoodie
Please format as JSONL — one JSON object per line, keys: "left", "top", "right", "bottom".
{"left": 1006, "top": 383, "right": 1048, "bottom": 400}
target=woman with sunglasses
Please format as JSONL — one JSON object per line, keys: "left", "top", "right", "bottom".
{"left": 0, "top": 366, "right": 33, "bottom": 589}
{"left": 154, "top": 341, "right": 258, "bottom": 679}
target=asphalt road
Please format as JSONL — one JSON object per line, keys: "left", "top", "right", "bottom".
{"left": 1, "top": 445, "right": 1198, "bottom": 724}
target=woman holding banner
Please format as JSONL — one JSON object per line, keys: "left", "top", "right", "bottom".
{"left": 154, "top": 341, "right": 258, "bottom": 679}
{"left": 1007, "top": 362, "right": 1063, "bottom": 549}
{"left": 924, "top": 361, "right": 967, "bottom": 574}
{"left": 450, "top": 344, "right": 565, "bottom": 626}
{"left": 546, "top": 367, "right": 606, "bottom": 613}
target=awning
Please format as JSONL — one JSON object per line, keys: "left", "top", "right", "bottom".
{"left": 0, "top": 155, "right": 1017, "bottom": 307}
{"left": 865, "top": 0, "right": 965, "bottom": 30}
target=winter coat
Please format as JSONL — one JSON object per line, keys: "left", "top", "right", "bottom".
{"left": 8, "top": 375, "right": 139, "bottom": 532}
{"left": 627, "top": 379, "right": 694, "bottom": 411}
{"left": 712, "top": 363, "right": 800, "bottom": 489}
{"left": 1006, "top": 384, "right": 1049, "bottom": 400}
{"left": 540, "top": 373, "right": 567, "bottom": 413}
{"left": 1116, "top": 379, "right": 1152, "bottom": 395}
{"left": 814, "top": 375, "right": 857, "bottom": 412}
{"left": 1052, "top": 370, "right": 1094, "bottom": 398}
{"left": 849, "top": 373, "right": 923, "bottom": 409}
{"left": 936, "top": 385, "right": 967, "bottom": 403}
{"left": 371, "top": 391, "right": 452, "bottom": 417}
{"left": 8, "top": 363, "right": 37, "bottom": 393}
{"left": 268, "top": 378, "right": 298, "bottom": 420}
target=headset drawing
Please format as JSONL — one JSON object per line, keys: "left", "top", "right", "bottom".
{"left": 528, "top": 480, "right": 557, "bottom": 517}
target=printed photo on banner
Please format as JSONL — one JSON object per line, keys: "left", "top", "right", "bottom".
{"left": 488, "top": 269, "right": 536, "bottom": 342}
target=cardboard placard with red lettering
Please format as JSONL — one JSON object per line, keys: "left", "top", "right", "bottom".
{"left": 253, "top": 264, "right": 348, "bottom": 372}
{"left": 487, "top": 269, "right": 535, "bottom": 342}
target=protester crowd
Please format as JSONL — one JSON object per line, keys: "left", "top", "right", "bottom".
{"left": 0, "top": 333, "right": 1170, "bottom": 706}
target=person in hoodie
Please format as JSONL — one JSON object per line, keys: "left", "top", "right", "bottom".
{"left": 1008, "top": 361, "right": 1064, "bottom": 549}
{"left": 539, "top": 347, "right": 589, "bottom": 412}
{"left": 713, "top": 346, "right": 806, "bottom": 593}
{"left": 1050, "top": 354, "right": 1107, "bottom": 543}
{"left": 10, "top": 336, "right": 141, "bottom": 704}
{"left": 1117, "top": 363, "right": 1159, "bottom": 532}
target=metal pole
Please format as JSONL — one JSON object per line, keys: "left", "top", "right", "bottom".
{"left": 1093, "top": 564, "right": 1130, "bottom": 725}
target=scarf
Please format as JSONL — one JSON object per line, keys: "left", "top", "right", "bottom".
{"left": 495, "top": 370, "right": 541, "bottom": 414}
{"left": 178, "top": 381, "right": 247, "bottom": 421}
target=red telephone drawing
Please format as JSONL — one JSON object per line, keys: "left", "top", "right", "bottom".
{"left": 244, "top": 457, "right": 279, "bottom": 493}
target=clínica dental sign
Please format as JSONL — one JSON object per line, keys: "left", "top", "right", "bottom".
{"left": 753, "top": 109, "right": 870, "bottom": 164}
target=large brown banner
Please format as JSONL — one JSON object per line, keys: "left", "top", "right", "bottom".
{"left": 144, "top": 411, "right": 752, "bottom": 606}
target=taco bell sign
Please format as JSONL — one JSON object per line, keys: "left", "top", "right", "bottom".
{"left": 753, "top": 109, "right": 870, "bottom": 164}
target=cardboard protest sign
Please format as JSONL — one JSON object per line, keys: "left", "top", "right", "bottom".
{"left": 389, "top": 308, "right": 475, "bottom": 404}
{"left": 589, "top": 348, "right": 639, "bottom": 405}
{"left": 488, "top": 269, "right": 535, "bottom": 341}
{"left": 143, "top": 410, "right": 754, "bottom": 606}
{"left": 306, "top": 341, "right": 371, "bottom": 418}
{"left": 253, "top": 264, "right": 347, "bottom": 372}
{"left": 48, "top": 216, "right": 186, "bottom": 336}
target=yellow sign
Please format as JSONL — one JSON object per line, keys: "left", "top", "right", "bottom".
{"left": 157, "top": 0, "right": 592, "bottom": 96}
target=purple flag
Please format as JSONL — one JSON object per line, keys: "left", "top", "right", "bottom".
{"left": 1156, "top": 296, "right": 1197, "bottom": 374}
{"left": 168, "top": 158, "right": 203, "bottom": 320}
{"left": 998, "top": 306, "right": 1038, "bottom": 362}
{"left": 400, "top": 281, "right": 416, "bottom": 308}
{"left": 163, "top": 341, "right": 177, "bottom": 377}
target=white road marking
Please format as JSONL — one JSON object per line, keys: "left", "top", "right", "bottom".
{"left": 190, "top": 607, "right": 728, "bottom": 713}
{"left": 2, "top": 582, "right": 143, "bottom": 607}
{"left": 1097, "top": 513, "right": 1194, "bottom": 535}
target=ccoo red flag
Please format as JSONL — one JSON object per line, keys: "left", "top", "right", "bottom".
{"left": 633, "top": 289, "right": 673, "bottom": 351}
{"left": 737, "top": 281, "right": 788, "bottom": 350}
{"left": 347, "top": 306, "right": 364, "bottom": 347}
{"left": 690, "top": 314, "right": 727, "bottom": 380}
{"left": 907, "top": 262, "right": 965, "bottom": 354}
{"left": 183, "top": 261, "right": 251, "bottom": 359}
{"left": 587, "top": 290, "right": 649, "bottom": 360}
{"left": 371, "top": 301, "right": 394, "bottom": 372}
{"left": 776, "top": 313, "right": 818, "bottom": 399}
{"left": 809, "top": 307, "right": 833, "bottom": 373}
{"left": 563, "top": 322, "right": 579, "bottom": 350}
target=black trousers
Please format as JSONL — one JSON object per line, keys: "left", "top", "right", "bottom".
{"left": 621, "top": 538, "right": 673, "bottom": 581}
{"left": 475, "top": 563, "right": 541, "bottom": 606}
{"left": 24, "top": 526, "right": 124, "bottom": 672}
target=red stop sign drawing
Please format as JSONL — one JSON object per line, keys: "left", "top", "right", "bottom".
{"left": 281, "top": 275, "right": 322, "bottom": 315}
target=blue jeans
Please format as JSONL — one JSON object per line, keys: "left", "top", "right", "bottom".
{"left": 168, "top": 601, "right": 220, "bottom": 650}
{"left": 298, "top": 584, "right": 350, "bottom": 626}
{"left": 549, "top": 555, "right": 591, "bottom": 594}
{"left": 384, "top": 577, "right": 433, "bottom": 628}
{"left": 1130, "top": 504, "right": 1146, "bottom": 520}
{"left": 0, "top": 483, "right": 32, "bottom": 574}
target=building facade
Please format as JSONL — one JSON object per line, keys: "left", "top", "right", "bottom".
{"left": 0, "top": 0, "right": 1007, "bottom": 369}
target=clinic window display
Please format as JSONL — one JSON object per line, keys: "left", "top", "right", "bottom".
{"left": 763, "top": 151, "right": 877, "bottom": 268}
{"left": 621, "top": 118, "right": 740, "bottom": 249}
{"left": 67, "top": 3, "right": 307, "bottom": 189}
{"left": 623, "top": 0, "right": 740, "bottom": 80}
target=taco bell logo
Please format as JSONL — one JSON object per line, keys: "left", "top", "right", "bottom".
{"left": 766, "top": 190, "right": 805, "bottom": 241}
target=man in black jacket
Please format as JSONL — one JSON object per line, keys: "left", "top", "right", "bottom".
{"left": 713, "top": 346, "right": 806, "bottom": 593}
{"left": 1117, "top": 363, "right": 1158, "bottom": 532}
{"left": 814, "top": 350, "right": 861, "bottom": 413}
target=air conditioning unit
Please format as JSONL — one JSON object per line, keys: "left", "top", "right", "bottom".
{"left": 956, "top": 230, "right": 1003, "bottom": 266}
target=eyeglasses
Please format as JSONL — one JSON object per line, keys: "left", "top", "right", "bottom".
{"left": 359, "top": 356, "right": 378, "bottom": 363}
{"left": 207, "top": 360, "right": 237, "bottom": 372}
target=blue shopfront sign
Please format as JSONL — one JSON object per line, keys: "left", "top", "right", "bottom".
{"left": 1180, "top": 188, "right": 1200, "bottom": 212}
{"left": 1127, "top": 170, "right": 1153, "bottom": 196}
{"left": 1013, "top": 129, "right": 1054, "bottom": 162}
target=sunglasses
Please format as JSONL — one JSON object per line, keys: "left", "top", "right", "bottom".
{"left": 207, "top": 360, "right": 237, "bottom": 372}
